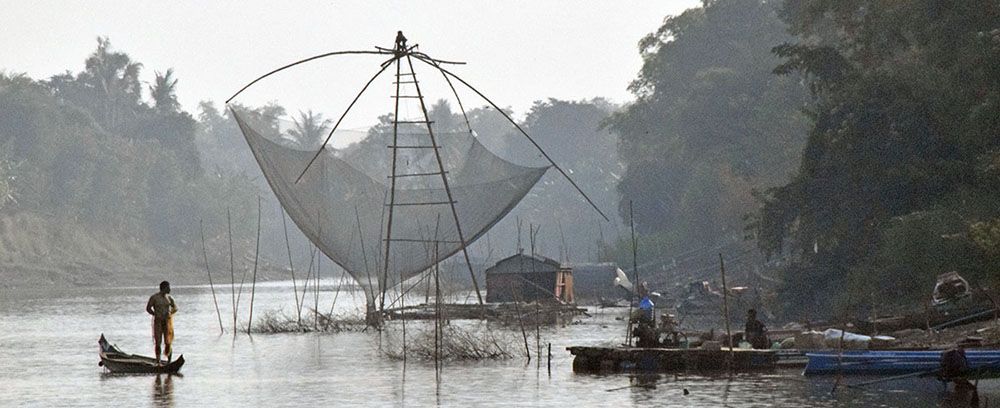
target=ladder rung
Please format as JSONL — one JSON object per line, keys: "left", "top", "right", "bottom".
{"left": 386, "top": 201, "right": 457, "bottom": 207}
{"left": 391, "top": 95, "right": 422, "bottom": 99}
{"left": 388, "top": 171, "right": 448, "bottom": 179}
{"left": 393, "top": 81, "right": 418, "bottom": 84}
{"left": 396, "top": 72, "right": 416, "bottom": 76}
{"left": 383, "top": 238, "right": 462, "bottom": 244}
{"left": 387, "top": 145, "right": 440, "bottom": 149}
{"left": 394, "top": 120, "right": 434, "bottom": 124}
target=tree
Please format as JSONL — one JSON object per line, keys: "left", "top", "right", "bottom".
{"left": 757, "top": 0, "right": 1000, "bottom": 316}
{"left": 607, "top": 0, "right": 809, "bottom": 257}
{"left": 286, "top": 110, "right": 332, "bottom": 148}
{"left": 149, "top": 69, "right": 180, "bottom": 113}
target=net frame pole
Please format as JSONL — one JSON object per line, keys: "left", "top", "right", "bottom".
{"left": 379, "top": 54, "right": 404, "bottom": 316}
{"left": 404, "top": 52, "right": 484, "bottom": 305}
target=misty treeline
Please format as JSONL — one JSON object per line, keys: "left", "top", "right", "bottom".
{"left": 0, "top": 37, "right": 621, "bottom": 278}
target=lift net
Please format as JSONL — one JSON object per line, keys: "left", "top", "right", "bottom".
{"left": 231, "top": 107, "right": 548, "bottom": 298}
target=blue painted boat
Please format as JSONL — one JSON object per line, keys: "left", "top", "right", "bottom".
{"left": 804, "top": 350, "right": 1000, "bottom": 376}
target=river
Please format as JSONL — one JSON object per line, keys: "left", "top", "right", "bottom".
{"left": 0, "top": 281, "right": 991, "bottom": 407}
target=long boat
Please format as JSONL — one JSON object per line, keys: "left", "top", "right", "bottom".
{"left": 568, "top": 346, "right": 779, "bottom": 373}
{"left": 98, "top": 334, "right": 184, "bottom": 374}
{"left": 804, "top": 350, "right": 1000, "bottom": 376}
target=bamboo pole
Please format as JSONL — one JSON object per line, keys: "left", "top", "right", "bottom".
{"left": 200, "top": 220, "right": 224, "bottom": 334}
{"left": 433, "top": 214, "right": 442, "bottom": 378}
{"left": 547, "top": 343, "right": 552, "bottom": 376}
{"left": 315, "top": 241, "right": 321, "bottom": 330}
{"left": 227, "top": 208, "right": 237, "bottom": 338}
{"left": 536, "top": 303, "right": 541, "bottom": 370}
{"left": 625, "top": 201, "right": 638, "bottom": 346}
{"left": 512, "top": 283, "right": 531, "bottom": 361}
{"left": 298, "top": 246, "right": 316, "bottom": 323}
{"left": 719, "top": 254, "right": 733, "bottom": 363}
{"left": 379, "top": 55, "right": 403, "bottom": 317}
{"left": 247, "top": 196, "right": 261, "bottom": 335}
{"left": 354, "top": 205, "right": 375, "bottom": 311}
{"left": 280, "top": 208, "right": 302, "bottom": 324}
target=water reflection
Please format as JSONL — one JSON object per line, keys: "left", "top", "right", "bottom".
{"left": 152, "top": 374, "right": 174, "bottom": 407}
{"left": 5, "top": 284, "right": 1000, "bottom": 407}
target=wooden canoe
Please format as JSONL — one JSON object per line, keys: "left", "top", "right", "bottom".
{"left": 98, "top": 334, "right": 184, "bottom": 374}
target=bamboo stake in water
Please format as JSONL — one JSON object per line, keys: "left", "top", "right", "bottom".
{"left": 536, "top": 303, "right": 541, "bottom": 370}
{"left": 719, "top": 254, "right": 733, "bottom": 365}
{"left": 433, "top": 214, "right": 442, "bottom": 378}
{"left": 314, "top": 244, "right": 320, "bottom": 330}
{"left": 625, "top": 201, "right": 638, "bottom": 346}
{"left": 247, "top": 196, "right": 262, "bottom": 335}
{"left": 280, "top": 209, "right": 302, "bottom": 324}
{"left": 512, "top": 284, "right": 531, "bottom": 361}
{"left": 547, "top": 343, "right": 552, "bottom": 376}
{"left": 200, "top": 220, "right": 224, "bottom": 334}
{"left": 298, "top": 246, "right": 317, "bottom": 323}
{"left": 227, "top": 208, "right": 237, "bottom": 338}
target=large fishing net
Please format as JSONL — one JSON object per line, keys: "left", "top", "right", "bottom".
{"left": 231, "top": 107, "right": 549, "bottom": 300}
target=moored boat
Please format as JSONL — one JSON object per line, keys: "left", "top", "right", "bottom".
{"left": 804, "top": 350, "right": 1000, "bottom": 376}
{"left": 98, "top": 334, "right": 184, "bottom": 374}
{"left": 568, "top": 346, "right": 779, "bottom": 373}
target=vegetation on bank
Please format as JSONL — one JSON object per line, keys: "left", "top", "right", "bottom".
{"left": 755, "top": 0, "right": 1000, "bottom": 316}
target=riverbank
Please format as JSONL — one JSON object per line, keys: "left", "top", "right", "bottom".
{"left": 0, "top": 211, "right": 289, "bottom": 291}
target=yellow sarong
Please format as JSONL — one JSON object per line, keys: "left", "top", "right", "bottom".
{"left": 152, "top": 316, "right": 174, "bottom": 359}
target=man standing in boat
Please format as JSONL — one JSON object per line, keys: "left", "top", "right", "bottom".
{"left": 146, "top": 281, "right": 178, "bottom": 365}
{"left": 744, "top": 309, "right": 769, "bottom": 349}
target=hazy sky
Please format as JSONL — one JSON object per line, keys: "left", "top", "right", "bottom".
{"left": 1, "top": 1, "right": 699, "bottom": 130}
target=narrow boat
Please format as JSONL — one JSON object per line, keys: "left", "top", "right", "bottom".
{"left": 98, "top": 334, "right": 184, "bottom": 374}
{"left": 568, "top": 346, "right": 779, "bottom": 373}
{"left": 804, "top": 350, "right": 1000, "bottom": 376}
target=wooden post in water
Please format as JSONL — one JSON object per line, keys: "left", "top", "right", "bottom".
{"left": 719, "top": 253, "right": 733, "bottom": 363}
{"left": 547, "top": 343, "right": 552, "bottom": 375}
{"left": 625, "top": 201, "right": 638, "bottom": 346}
{"left": 536, "top": 303, "right": 541, "bottom": 370}
{"left": 512, "top": 284, "right": 531, "bottom": 361}
{"left": 433, "top": 214, "right": 442, "bottom": 379}
{"left": 200, "top": 220, "right": 224, "bottom": 334}
{"left": 227, "top": 208, "right": 237, "bottom": 338}
{"left": 247, "top": 197, "right": 261, "bottom": 335}
{"left": 315, "top": 241, "right": 321, "bottom": 331}
{"left": 280, "top": 209, "right": 302, "bottom": 325}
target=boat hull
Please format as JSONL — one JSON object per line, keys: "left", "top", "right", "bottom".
{"left": 568, "top": 346, "right": 778, "bottom": 373}
{"left": 804, "top": 350, "right": 1000, "bottom": 376}
{"left": 98, "top": 334, "right": 184, "bottom": 374}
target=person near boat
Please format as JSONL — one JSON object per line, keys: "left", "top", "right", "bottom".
{"left": 744, "top": 309, "right": 769, "bottom": 349}
{"left": 146, "top": 281, "right": 178, "bottom": 364}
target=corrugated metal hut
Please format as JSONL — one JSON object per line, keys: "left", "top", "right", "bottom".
{"left": 485, "top": 253, "right": 573, "bottom": 303}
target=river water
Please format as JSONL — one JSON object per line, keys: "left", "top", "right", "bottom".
{"left": 0, "top": 281, "right": 993, "bottom": 407}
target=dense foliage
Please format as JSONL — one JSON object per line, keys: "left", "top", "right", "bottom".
{"left": 606, "top": 0, "right": 809, "bottom": 271}
{"left": 757, "top": 0, "right": 1000, "bottom": 315}
{"left": 0, "top": 38, "right": 260, "bottom": 262}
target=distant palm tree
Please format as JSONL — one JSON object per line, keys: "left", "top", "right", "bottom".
{"left": 287, "top": 110, "right": 332, "bottom": 148}
{"left": 82, "top": 37, "right": 143, "bottom": 131}
{"left": 150, "top": 69, "right": 180, "bottom": 113}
